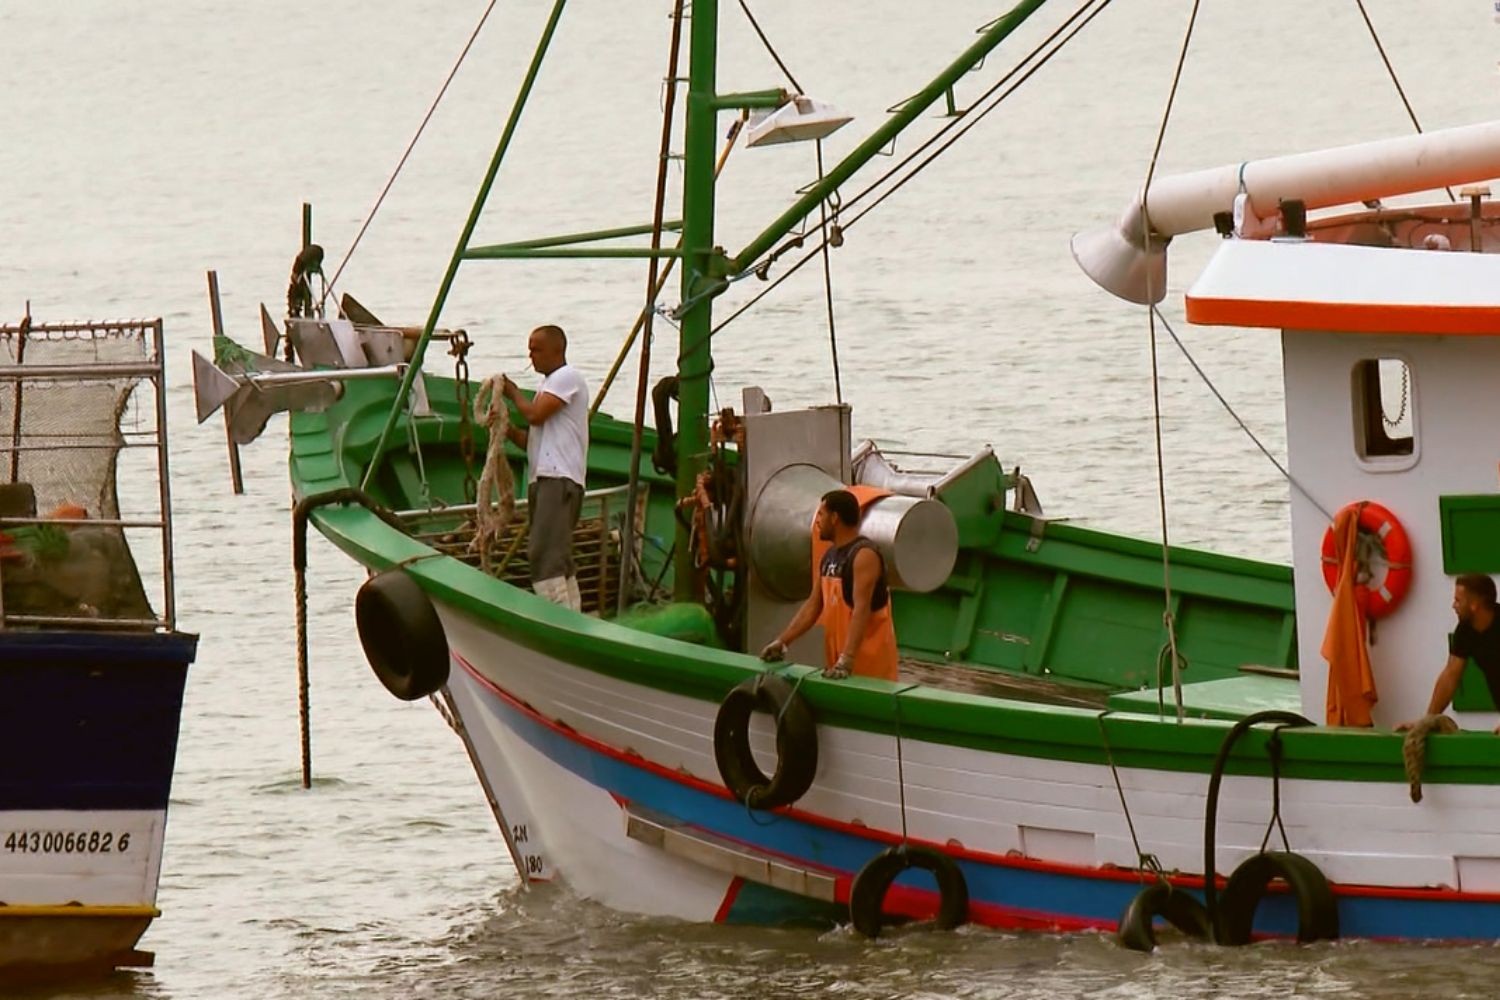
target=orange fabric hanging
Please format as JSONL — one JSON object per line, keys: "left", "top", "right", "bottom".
{"left": 811, "top": 485, "right": 900, "bottom": 681}
{"left": 1321, "top": 504, "right": 1378, "bottom": 726}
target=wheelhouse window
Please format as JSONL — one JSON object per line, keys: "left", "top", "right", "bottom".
{"left": 1352, "top": 358, "right": 1415, "bottom": 464}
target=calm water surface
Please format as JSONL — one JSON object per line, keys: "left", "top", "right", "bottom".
{"left": 4, "top": 1, "right": 1500, "bottom": 996}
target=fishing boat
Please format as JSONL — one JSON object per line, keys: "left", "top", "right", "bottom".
{"left": 0, "top": 313, "right": 195, "bottom": 980}
{"left": 200, "top": 0, "right": 1500, "bottom": 946}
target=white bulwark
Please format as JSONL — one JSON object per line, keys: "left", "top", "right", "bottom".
{"left": 1188, "top": 238, "right": 1500, "bottom": 726}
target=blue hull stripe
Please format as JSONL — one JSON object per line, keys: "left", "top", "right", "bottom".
{"left": 462, "top": 666, "right": 1500, "bottom": 941}
{"left": 0, "top": 632, "right": 194, "bottom": 811}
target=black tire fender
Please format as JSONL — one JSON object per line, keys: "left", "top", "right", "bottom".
{"left": 849, "top": 845, "right": 969, "bottom": 939}
{"left": 1216, "top": 850, "right": 1340, "bottom": 945}
{"left": 1116, "top": 882, "right": 1212, "bottom": 952}
{"left": 355, "top": 569, "right": 450, "bottom": 701}
{"left": 712, "top": 673, "right": 817, "bottom": 810}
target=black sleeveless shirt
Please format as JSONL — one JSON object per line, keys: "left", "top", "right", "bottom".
{"left": 819, "top": 537, "right": 889, "bottom": 612}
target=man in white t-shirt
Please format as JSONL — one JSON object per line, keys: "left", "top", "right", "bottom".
{"left": 501, "top": 324, "right": 590, "bottom": 610}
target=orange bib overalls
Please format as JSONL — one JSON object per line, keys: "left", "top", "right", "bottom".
{"left": 815, "top": 536, "right": 899, "bottom": 682}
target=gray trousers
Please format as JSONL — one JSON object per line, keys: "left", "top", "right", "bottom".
{"left": 528, "top": 477, "right": 583, "bottom": 580}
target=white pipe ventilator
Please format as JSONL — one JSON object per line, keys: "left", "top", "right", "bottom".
{"left": 1073, "top": 119, "right": 1500, "bottom": 304}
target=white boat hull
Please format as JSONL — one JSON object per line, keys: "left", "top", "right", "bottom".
{"left": 431, "top": 600, "right": 1500, "bottom": 937}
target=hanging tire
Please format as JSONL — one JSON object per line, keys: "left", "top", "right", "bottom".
{"left": 713, "top": 673, "right": 817, "bottom": 809}
{"left": 1216, "top": 851, "right": 1339, "bottom": 945}
{"left": 1116, "top": 883, "right": 1212, "bottom": 952}
{"left": 848, "top": 845, "right": 969, "bottom": 939}
{"left": 355, "top": 569, "right": 450, "bottom": 701}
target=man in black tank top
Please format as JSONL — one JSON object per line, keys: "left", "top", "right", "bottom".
{"left": 1399, "top": 574, "right": 1500, "bottom": 730}
{"left": 759, "top": 489, "right": 899, "bottom": 680}
{"left": 819, "top": 537, "right": 889, "bottom": 615}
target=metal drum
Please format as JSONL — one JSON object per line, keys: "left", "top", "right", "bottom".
{"left": 859, "top": 493, "right": 959, "bottom": 592}
{"left": 747, "top": 464, "right": 958, "bottom": 602}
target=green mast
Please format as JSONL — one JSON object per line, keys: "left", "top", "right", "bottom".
{"left": 673, "top": 0, "right": 722, "bottom": 601}
{"left": 668, "top": 0, "right": 1053, "bottom": 601}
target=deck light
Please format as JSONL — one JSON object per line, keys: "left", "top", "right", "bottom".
{"left": 745, "top": 96, "right": 853, "bottom": 148}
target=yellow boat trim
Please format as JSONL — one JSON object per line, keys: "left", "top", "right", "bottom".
{"left": 0, "top": 905, "right": 157, "bottom": 919}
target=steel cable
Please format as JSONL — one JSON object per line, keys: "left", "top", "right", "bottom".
{"left": 321, "top": 0, "right": 501, "bottom": 309}
{"left": 1140, "top": 0, "right": 1203, "bottom": 724}
{"left": 712, "top": 0, "right": 1116, "bottom": 338}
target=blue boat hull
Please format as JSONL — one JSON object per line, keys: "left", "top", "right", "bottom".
{"left": 0, "top": 629, "right": 195, "bottom": 981}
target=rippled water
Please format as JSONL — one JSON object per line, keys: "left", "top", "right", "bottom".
{"left": 5, "top": 0, "right": 1500, "bottom": 996}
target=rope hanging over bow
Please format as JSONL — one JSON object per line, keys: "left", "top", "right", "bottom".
{"left": 470, "top": 374, "right": 515, "bottom": 572}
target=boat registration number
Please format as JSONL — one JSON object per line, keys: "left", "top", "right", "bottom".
{"left": 3, "top": 830, "right": 131, "bottom": 855}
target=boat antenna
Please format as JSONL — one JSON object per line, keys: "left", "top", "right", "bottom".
{"left": 1139, "top": 0, "right": 1202, "bottom": 724}
{"left": 319, "top": 0, "right": 501, "bottom": 312}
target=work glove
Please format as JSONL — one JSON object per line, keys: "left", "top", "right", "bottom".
{"left": 823, "top": 653, "right": 853, "bottom": 680}
{"left": 759, "top": 639, "right": 787, "bottom": 662}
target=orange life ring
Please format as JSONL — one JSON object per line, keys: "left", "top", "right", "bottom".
{"left": 1320, "top": 500, "right": 1413, "bottom": 619}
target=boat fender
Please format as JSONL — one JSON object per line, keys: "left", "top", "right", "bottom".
{"left": 1319, "top": 500, "right": 1412, "bottom": 620}
{"left": 1115, "top": 883, "right": 1212, "bottom": 952}
{"left": 355, "top": 569, "right": 450, "bottom": 701}
{"left": 848, "top": 845, "right": 969, "bottom": 939}
{"left": 1215, "top": 850, "right": 1339, "bottom": 945}
{"left": 712, "top": 672, "right": 817, "bottom": 810}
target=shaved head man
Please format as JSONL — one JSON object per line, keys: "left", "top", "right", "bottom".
{"left": 502, "top": 325, "right": 590, "bottom": 610}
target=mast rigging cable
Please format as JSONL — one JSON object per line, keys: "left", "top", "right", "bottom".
{"left": 320, "top": 1, "right": 500, "bottom": 310}
{"left": 712, "top": 0, "right": 1116, "bottom": 338}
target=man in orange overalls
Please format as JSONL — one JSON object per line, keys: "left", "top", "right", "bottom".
{"left": 759, "top": 489, "right": 899, "bottom": 681}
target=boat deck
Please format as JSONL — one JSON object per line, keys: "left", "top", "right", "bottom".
{"left": 1104, "top": 672, "right": 1302, "bottom": 720}
{"left": 899, "top": 657, "right": 1112, "bottom": 709}
{"left": 901, "top": 655, "right": 1302, "bottom": 720}
{"left": 391, "top": 502, "right": 1303, "bottom": 724}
